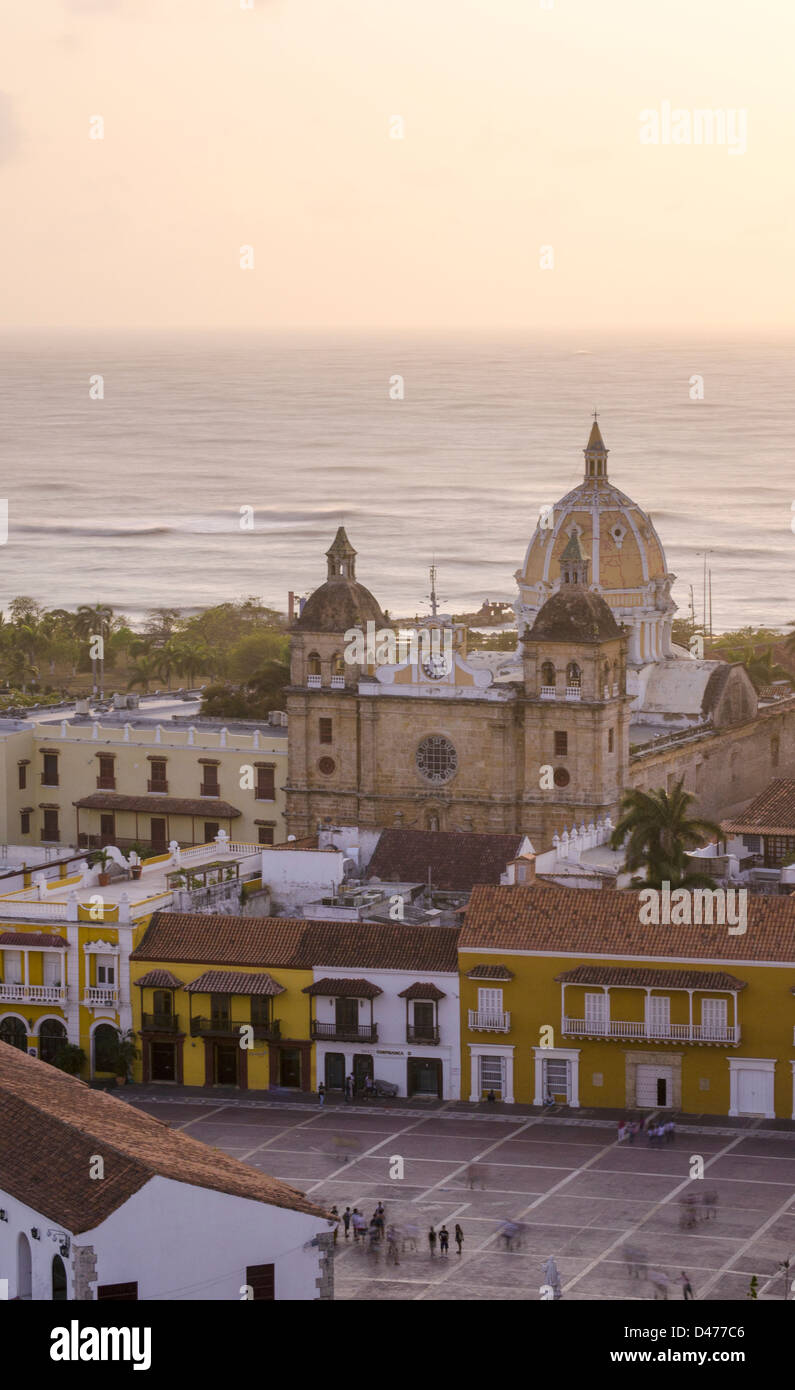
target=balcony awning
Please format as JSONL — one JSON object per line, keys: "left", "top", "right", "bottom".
{"left": 0, "top": 931, "right": 67, "bottom": 949}
{"left": 74, "top": 792, "right": 242, "bottom": 818}
{"left": 466, "top": 965, "right": 514, "bottom": 981}
{"left": 135, "top": 969, "right": 184, "bottom": 989}
{"left": 303, "top": 977, "right": 383, "bottom": 998}
{"left": 397, "top": 982, "right": 446, "bottom": 1000}
{"left": 555, "top": 964, "right": 747, "bottom": 991}
{"left": 185, "top": 970, "right": 286, "bottom": 996}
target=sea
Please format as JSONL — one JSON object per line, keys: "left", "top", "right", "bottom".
{"left": 0, "top": 332, "right": 793, "bottom": 635}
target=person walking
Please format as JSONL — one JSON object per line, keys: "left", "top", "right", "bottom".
{"left": 486, "top": 1089, "right": 496, "bottom": 1104}
{"left": 627, "top": 1120, "right": 637, "bottom": 1145}
{"left": 439, "top": 1225, "right": 450, "bottom": 1257}
{"left": 428, "top": 1226, "right": 437, "bottom": 1257}
{"left": 679, "top": 1270, "right": 694, "bottom": 1300}
{"left": 364, "top": 1074, "right": 374, "bottom": 1100}
{"left": 342, "top": 1207, "right": 352, "bottom": 1240}
{"left": 330, "top": 1205, "right": 339, "bottom": 1245}
{"left": 650, "top": 1270, "right": 669, "bottom": 1300}
{"left": 386, "top": 1225, "right": 400, "bottom": 1266}
{"left": 542, "top": 1256, "right": 562, "bottom": 1300}
{"left": 667, "top": 1119, "right": 676, "bottom": 1144}
{"left": 318, "top": 1082, "right": 325, "bottom": 1107}
{"left": 455, "top": 1224, "right": 464, "bottom": 1255}
{"left": 352, "top": 1208, "right": 365, "bottom": 1242}
{"left": 344, "top": 1074, "right": 353, "bottom": 1103}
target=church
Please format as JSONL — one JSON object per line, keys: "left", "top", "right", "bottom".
{"left": 285, "top": 422, "right": 793, "bottom": 844}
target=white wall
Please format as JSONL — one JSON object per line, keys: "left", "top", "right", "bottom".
{"left": 0, "top": 1176, "right": 329, "bottom": 1301}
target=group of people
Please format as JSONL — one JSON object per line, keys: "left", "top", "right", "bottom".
{"left": 624, "top": 1247, "right": 695, "bottom": 1300}
{"left": 330, "top": 1204, "right": 465, "bottom": 1260}
{"left": 319, "top": 1074, "right": 376, "bottom": 1106}
{"left": 617, "top": 1117, "right": 676, "bottom": 1145}
{"left": 679, "top": 1190, "right": 719, "bottom": 1228}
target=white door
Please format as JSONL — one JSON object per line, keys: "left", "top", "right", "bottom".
{"left": 43, "top": 954, "right": 61, "bottom": 987}
{"left": 585, "top": 993, "right": 608, "bottom": 1034}
{"left": 645, "top": 995, "right": 671, "bottom": 1038}
{"left": 4, "top": 950, "right": 22, "bottom": 984}
{"left": 737, "top": 1069, "right": 773, "bottom": 1116}
{"left": 544, "top": 1058, "right": 570, "bottom": 1101}
{"left": 701, "top": 998, "right": 727, "bottom": 1040}
{"left": 636, "top": 1064, "right": 674, "bottom": 1108}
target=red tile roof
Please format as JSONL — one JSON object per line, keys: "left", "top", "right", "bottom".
{"left": 555, "top": 964, "right": 747, "bottom": 991}
{"left": 134, "top": 969, "right": 184, "bottom": 989}
{"left": 303, "top": 977, "right": 382, "bottom": 998}
{"left": 723, "top": 780, "right": 795, "bottom": 836}
{"left": 460, "top": 884, "right": 795, "bottom": 963}
{"left": 74, "top": 792, "right": 241, "bottom": 818}
{"left": 397, "top": 982, "right": 447, "bottom": 1000}
{"left": 132, "top": 913, "right": 459, "bottom": 974}
{"left": 0, "top": 1046, "right": 329, "bottom": 1233}
{"left": 465, "top": 964, "right": 514, "bottom": 980}
{"left": 0, "top": 931, "right": 67, "bottom": 948}
{"left": 185, "top": 969, "right": 286, "bottom": 996}
{"left": 367, "top": 828, "right": 525, "bottom": 891}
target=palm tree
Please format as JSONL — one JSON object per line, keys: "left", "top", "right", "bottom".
{"left": 725, "top": 643, "right": 790, "bottom": 691}
{"left": 75, "top": 604, "right": 114, "bottom": 698}
{"left": 169, "top": 637, "right": 210, "bottom": 687}
{"left": 610, "top": 781, "right": 723, "bottom": 889}
{"left": 5, "top": 650, "right": 40, "bottom": 694}
{"left": 127, "top": 657, "right": 159, "bottom": 694}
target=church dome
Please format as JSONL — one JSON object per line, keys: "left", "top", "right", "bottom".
{"left": 527, "top": 585, "right": 620, "bottom": 644}
{"left": 294, "top": 575, "right": 385, "bottom": 633}
{"left": 293, "top": 527, "right": 386, "bottom": 633}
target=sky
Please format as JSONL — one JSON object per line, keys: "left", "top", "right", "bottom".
{"left": 2, "top": 0, "right": 793, "bottom": 332}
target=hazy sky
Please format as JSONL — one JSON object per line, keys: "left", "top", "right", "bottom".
{"left": 3, "top": 0, "right": 793, "bottom": 331}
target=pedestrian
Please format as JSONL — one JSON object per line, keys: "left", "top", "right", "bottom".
{"left": 342, "top": 1207, "right": 352, "bottom": 1240}
{"left": 345, "top": 1074, "right": 353, "bottom": 1103}
{"left": 428, "top": 1226, "right": 437, "bottom": 1257}
{"left": 375, "top": 1201, "right": 385, "bottom": 1219}
{"left": 318, "top": 1082, "right": 325, "bottom": 1107}
{"left": 486, "top": 1089, "right": 496, "bottom": 1104}
{"left": 386, "top": 1225, "right": 400, "bottom": 1265}
{"left": 439, "top": 1225, "right": 450, "bottom": 1257}
{"left": 403, "top": 1222, "right": 419, "bottom": 1252}
{"left": 667, "top": 1119, "right": 676, "bottom": 1144}
{"left": 367, "top": 1222, "right": 380, "bottom": 1259}
{"left": 543, "top": 1090, "right": 555, "bottom": 1108}
{"left": 649, "top": 1270, "right": 669, "bottom": 1301}
{"left": 542, "top": 1256, "right": 562, "bottom": 1300}
{"left": 628, "top": 1120, "right": 637, "bottom": 1146}
{"left": 330, "top": 1205, "right": 339, "bottom": 1244}
{"left": 617, "top": 1120, "right": 627, "bottom": 1143}
{"left": 352, "top": 1208, "right": 365, "bottom": 1242}
{"left": 455, "top": 1223, "right": 464, "bottom": 1255}
{"left": 373, "top": 1212, "right": 385, "bottom": 1240}
{"left": 679, "top": 1270, "right": 694, "bottom": 1301}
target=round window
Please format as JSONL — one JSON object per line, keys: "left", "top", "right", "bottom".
{"left": 318, "top": 757, "right": 336, "bottom": 775}
{"left": 553, "top": 766, "right": 570, "bottom": 788}
{"left": 416, "top": 736, "right": 458, "bottom": 784}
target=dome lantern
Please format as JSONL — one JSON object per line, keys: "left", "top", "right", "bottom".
{"left": 584, "top": 413, "right": 609, "bottom": 479}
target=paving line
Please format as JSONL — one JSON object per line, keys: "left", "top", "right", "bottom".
{"left": 695, "top": 1189, "right": 795, "bottom": 1300}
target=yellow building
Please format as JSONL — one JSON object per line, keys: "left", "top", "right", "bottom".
{"left": 0, "top": 839, "right": 262, "bottom": 1076}
{"left": 459, "top": 882, "right": 795, "bottom": 1120}
{"left": 0, "top": 714, "right": 287, "bottom": 852}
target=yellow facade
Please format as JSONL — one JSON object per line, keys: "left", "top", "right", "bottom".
{"left": 460, "top": 949, "right": 795, "bottom": 1118}
{"left": 130, "top": 959, "right": 315, "bottom": 1092}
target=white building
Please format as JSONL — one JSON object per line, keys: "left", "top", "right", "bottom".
{"left": 0, "top": 1046, "right": 332, "bottom": 1301}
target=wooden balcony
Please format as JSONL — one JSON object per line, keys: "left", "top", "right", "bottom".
{"left": 406, "top": 1024, "right": 440, "bottom": 1045}
{"left": 199, "top": 784, "right": 220, "bottom": 798}
{"left": 562, "top": 1017, "right": 741, "bottom": 1045}
{"left": 141, "top": 1012, "right": 181, "bottom": 1032}
{"left": 147, "top": 779, "right": 169, "bottom": 794}
{"left": 96, "top": 775, "right": 116, "bottom": 790}
{"left": 310, "top": 1021, "right": 378, "bottom": 1043}
{"left": 190, "top": 1016, "right": 281, "bottom": 1040}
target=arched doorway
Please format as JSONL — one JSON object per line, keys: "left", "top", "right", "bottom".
{"left": 39, "top": 1019, "right": 68, "bottom": 1066}
{"left": 52, "top": 1254, "right": 67, "bottom": 1300}
{"left": 93, "top": 1023, "right": 120, "bottom": 1074}
{"left": 17, "top": 1233, "right": 32, "bottom": 1300}
{"left": 0, "top": 1017, "right": 27, "bottom": 1050}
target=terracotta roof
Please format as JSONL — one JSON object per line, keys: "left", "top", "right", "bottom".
{"left": 0, "top": 931, "right": 67, "bottom": 948}
{"left": 185, "top": 970, "right": 286, "bottom": 996}
{"left": 132, "top": 913, "right": 460, "bottom": 974}
{"left": 555, "top": 964, "right": 747, "bottom": 991}
{"left": 134, "top": 969, "right": 183, "bottom": 989}
{"left": 367, "top": 828, "right": 526, "bottom": 892}
{"left": 460, "top": 884, "right": 795, "bottom": 963}
{"left": 0, "top": 1046, "right": 329, "bottom": 1233}
{"left": 74, "top": 792, "right": 241, "bottom": 818}
{"left": 303, "top": 977, "right": 382, "bottom": 998}
{"left": 397, "top": 982, "right": 447, "bottom": 1000}
{"left": 268, "top": 837, "right": 323, "bottom": 851}
{"left": 723, "top": 780, "right": 795, "bottom": 836}
{"left": 466, "top": 964, "right": 515, "bottom": 980}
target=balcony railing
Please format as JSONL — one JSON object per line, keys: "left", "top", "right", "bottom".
{"left": 468, "top": 1010, "right": 511, "bottom": 1033}
{"left": 141, "top": 1012, "right": 180, "bottom": 1032}
{"left": 84, "top": 986, "right": 120, "bottom": 1006}
{"left": 330, "top": 675, "right": 345, "bottom": 688}
{"left": 147, "top": 779, "right": 169, "bottom": 793}
{"left": 562, "top": 1017, "right": 741, "bottom": 1045}
{"left": 310, "top": 1021, "right": 378, "bottom": 1042}
{"left": 540, "top": 686, "right": 556, "bottom": 700}
{"left": 96, "top": 775, "right": 116, "bottom": 789}
{"left": 406, "top": 1024, "right": 440, "bottom": 1045}
{"left": 565, "top": 686, "right": 581, "bottom": 701}
{"left": 0, "top": 982, "right": 66, "bottom": 1003}
{"left": 307, "top": 674, "right": 322, "bottom": 688}
{"left": 199, "top": 784, "right": 220, "bottom": 798}
{"left": 190, "top": 1016, "right": 281, "bottom": 1040}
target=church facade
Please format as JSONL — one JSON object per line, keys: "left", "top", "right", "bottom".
{"left": 286, "top": 425, "right": 795, "bottom": 844}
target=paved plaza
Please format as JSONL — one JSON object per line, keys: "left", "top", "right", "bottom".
{"left": 127, "top": 1092, "right": 795, "bottom": 1301}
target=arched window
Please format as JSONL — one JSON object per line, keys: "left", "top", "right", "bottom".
{"left": 541, "top": 661, "right": 556, "bottom": 688}
{"left": 93, "top": 1023, "right": 120, "bottom": 1073}
{"left": 566, "top": 662, "right": 581, "bottom": 688}
{"left": 39, "top": 1019, "right": 67, "bottom": 1066}
{"left": 0, "top": 1017, "right": 27, "bottom": 1050}
{"left": 331, "top": 652, "right": 345, "bottom": 676}
{"left": 307, "top": 652, "right": 321, "bottom": 677}
{"left": 17, "top": 1233, "right": 32, "bottom": 1300}
{"left": 52, "top": 1254, "right": 67, "bottom": 1301}
{"left": 425, "top": 812, "right": 440, "bottom": 832}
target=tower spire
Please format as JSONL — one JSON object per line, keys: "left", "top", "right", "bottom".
{"left": 584, "top": 413, "right": 609, "bottom": 479}
{"left": 326, "top": 526, "right": 357, "bottom": 580}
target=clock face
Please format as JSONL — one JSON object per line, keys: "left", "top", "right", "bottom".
{"left": 422, "top": 654, "right": 449, "bottom": 680}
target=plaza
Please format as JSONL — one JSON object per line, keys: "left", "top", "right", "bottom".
{"left": 125, "top": 1091, "right": 795, "bottom": 1301}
